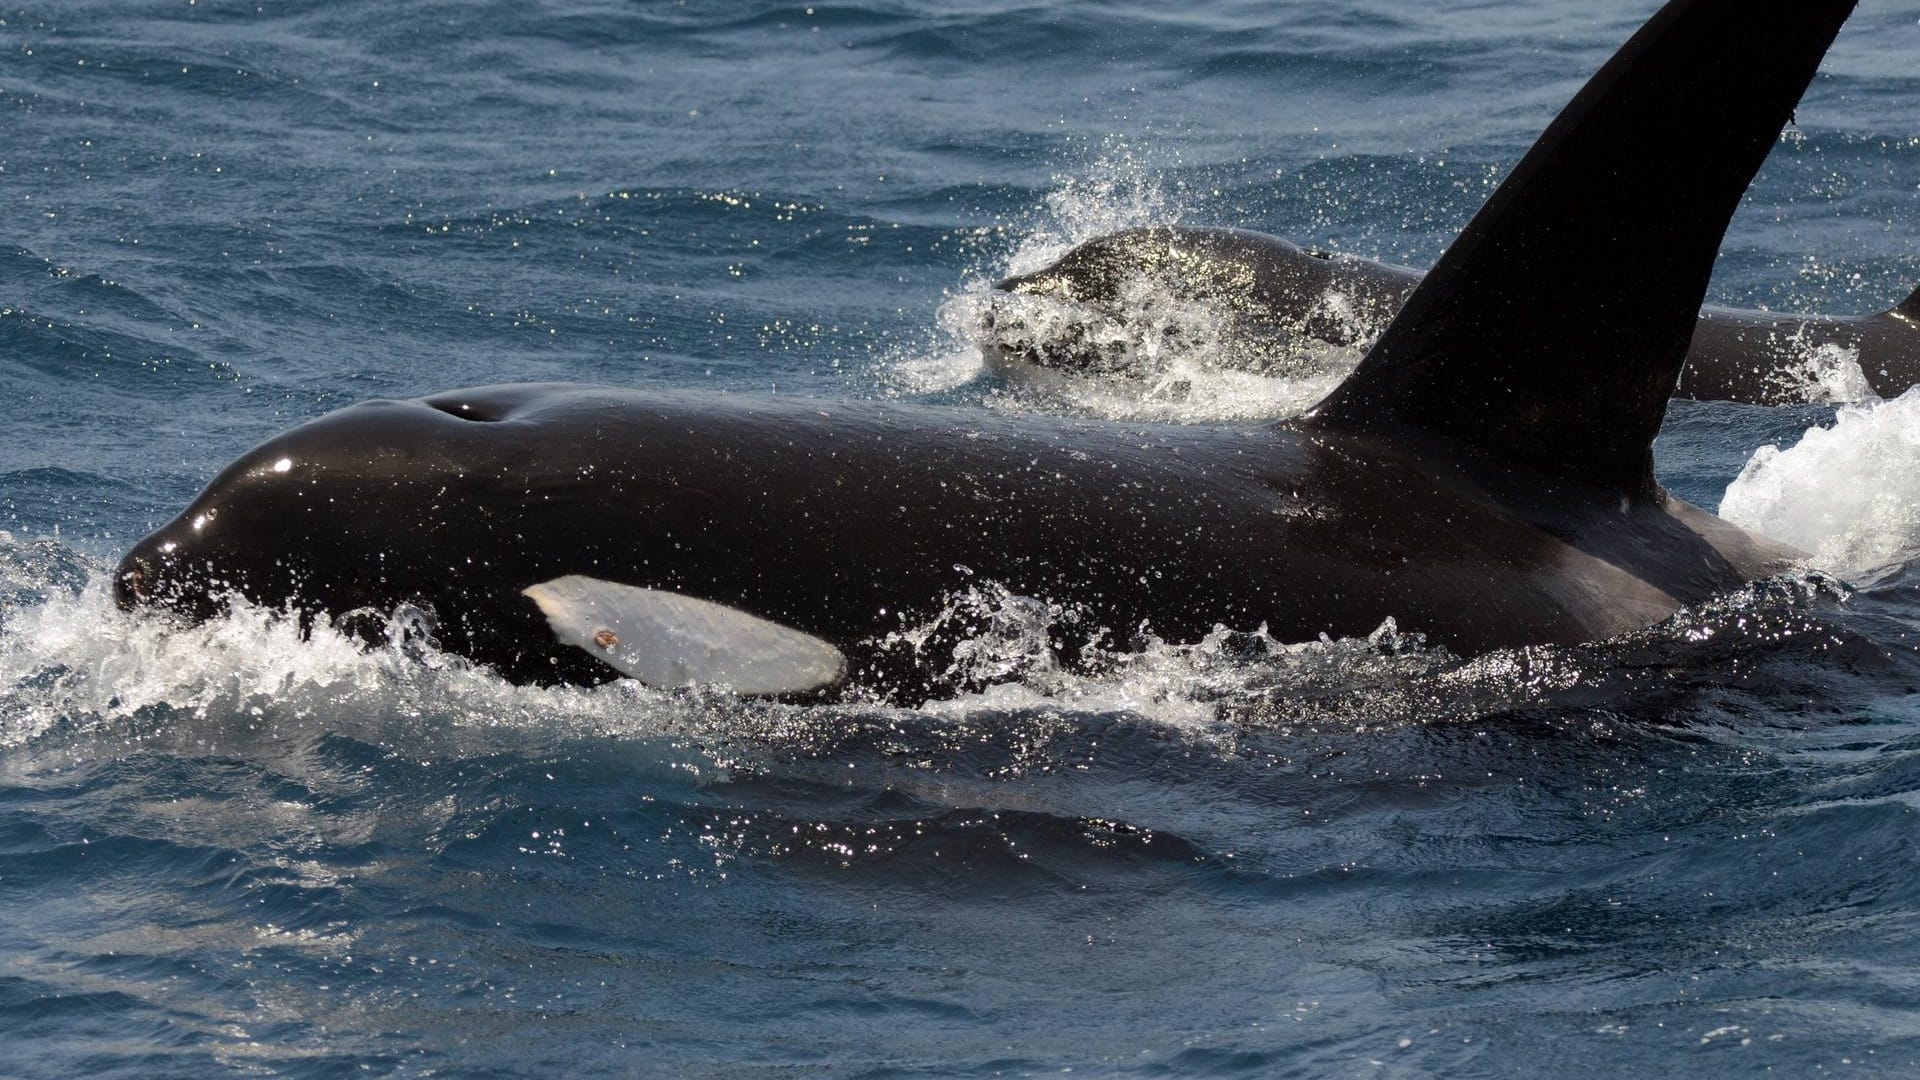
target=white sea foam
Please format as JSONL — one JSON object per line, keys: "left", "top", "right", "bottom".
{"left": 870, "top": 580, "right": 1585, "bottom": 735}
{"left": 916, "top": 618, "right": 1470, "bottom": 735}
{"left": 0, "top": 537, "right": 1837, "bottom": 756}
{"left": 0, "top": 553, "right": 716, "bottom": 756}
{"left": 1720, "top": 388, "right": 1920, "bottom": 580}
{"left": 0, "top": 546, "right": 1485, "bottom": 751}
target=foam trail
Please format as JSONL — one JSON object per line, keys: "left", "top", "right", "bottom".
{"left": 1720, "top": 388, "right": 1920, "bottom": 580}
{"left": 0, "top": 546, "right": 714, "bottom": 754}
{"left": 0, "top": 543, "right": 1847, "bottom": 760}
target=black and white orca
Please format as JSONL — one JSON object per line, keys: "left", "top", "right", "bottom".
{"left": 116, "top": 0, "right": 1855, "bottom": 699}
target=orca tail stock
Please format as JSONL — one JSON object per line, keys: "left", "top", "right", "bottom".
{"left": 1304, "top": 0, "right": 1858, "bottom": 500}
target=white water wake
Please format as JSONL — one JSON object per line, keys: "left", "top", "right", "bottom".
{"left": 1720, "top": 388, "right": 1920, "bottom": 581}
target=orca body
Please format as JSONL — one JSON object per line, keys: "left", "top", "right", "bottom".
{"left": 112, "top": 382, "right": 1796, "bottom": 696}
{"left": 990, "top": 232, "right": 1918, "bottom": 408}
{"left": 116, "top": 0, "right": 1855, "bottom": 699}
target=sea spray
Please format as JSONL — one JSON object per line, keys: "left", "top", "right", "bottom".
{"left": 1721, "top": 388, "right": 1920, "bottom": 580}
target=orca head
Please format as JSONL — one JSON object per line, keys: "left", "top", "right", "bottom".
{"left": 114, "top": 445, "right": 319, "bottom": 623}
{"left": 116, "top": 505, "right": 235, "bottom": 623}
{"left": 115, "top": 392, "right": 521, "bottom": 623}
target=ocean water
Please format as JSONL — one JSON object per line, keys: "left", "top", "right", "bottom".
{"left": 6, "top": 0, "right": 1920, "bottom": 1076}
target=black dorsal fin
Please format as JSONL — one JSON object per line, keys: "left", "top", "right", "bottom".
{"left": 1306, "top": 0, "right": 1857, "bottom": 500}
{"left": 1894, "top": 282, "right": 1920, "bottom": 320}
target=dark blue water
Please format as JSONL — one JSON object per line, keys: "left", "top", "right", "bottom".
{"left": 6, "top": 1, "right": 1920, "bottom": 1076}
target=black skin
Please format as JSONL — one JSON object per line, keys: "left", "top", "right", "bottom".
{"left": 991, "top": 226, "right": 1920, "bottom": 404}
{"left": 114, "top": 383, "right": 1798, "bottom": 701}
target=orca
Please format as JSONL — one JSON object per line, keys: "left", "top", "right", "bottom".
{"left": 114, "top": 0, "right": 1853, "bottom": 700}
{"left": 988, "top": 226, "right": 1918, "bottom": 408}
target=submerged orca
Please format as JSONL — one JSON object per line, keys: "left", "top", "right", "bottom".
{"left": 989, "top": 226, "right": 1920, "bottom": 404}
{"left": 116, "top": 0, "right": 1853, "bottom": 699}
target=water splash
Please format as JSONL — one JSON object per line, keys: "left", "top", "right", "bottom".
{"left": 887, "top": 152, "right": 1187, "bottom": 399}
{"left": 0, "top": 541, "right": 729, "bottom": 757}
{"left": 1772, "top": 338, "right": 1874, "bottom": 404}
{"left": 1720, "top": 388, "right": 1920, "bottom": 581}
{"left": 0, "top": 530, "right": 1857, "bottom": 764}
{"left": 972, "top": 282, "right": 1361, "bottom": 422}
{"left": 891, "top": 152, "right": 1379, "bottom": 421}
